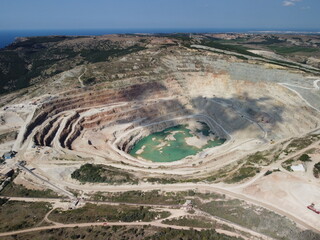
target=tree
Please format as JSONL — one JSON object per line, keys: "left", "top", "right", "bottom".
{"left": 299, "top": 154, "right": 311, "bottom": 162}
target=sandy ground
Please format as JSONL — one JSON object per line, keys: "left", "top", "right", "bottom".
{"left": 135, "top": 145, "right": 146, "bottom": 155}
{"left": 248, "top": 50, "right": 287, "bottom": 61}
{"left": 185, "top": 133, "right": 216, "bottom": 148}
{"left": 239, "top": 171, "right": 320, "bottom": 229}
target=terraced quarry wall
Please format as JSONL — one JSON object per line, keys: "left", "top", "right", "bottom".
{"left": 18, "top": 50, "right": 319, "bottom": 167}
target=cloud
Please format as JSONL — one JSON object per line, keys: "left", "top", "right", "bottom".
{"left": 282, "top": 0, "right": 302, "bottom": 7}
{"left": 301, "top": 6, "right": 310, "bottom": 10}
{"left": 283, "top": 1, "right": 295, "bottom": 6}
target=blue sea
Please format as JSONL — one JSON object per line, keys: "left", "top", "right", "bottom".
{"left": 1, "top": 28, "right": 319, "bottom": 49}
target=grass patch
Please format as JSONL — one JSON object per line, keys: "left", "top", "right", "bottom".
{"left": 268, "top": 46, "right": 318, "bottom": 54}
{"left": 49, "top": 203, "right": 170, "bottom": 224}
{"left": 0, "top": 201, "right": 51, "bottom": 233}
{"left": 223, "top": 151, "right": 273, "bottom": 183}
{"left": 281, "top": 159, "right": 294, "bottom": 172}
{"left": 71, "top": 163, "right": 138, "bottom": 184}
{"left": 8, "top": 36, "right": 71, "bottom": 49}
{"left": 80, "top": 45, "right": 145, "bottom": 63}
{"left": 0, "top": 181, "right": 60, "bottom": 198}
{"left": 225, "top": 167, "right": 260, "bottom": 183}
{"left": 200, "top": 40, "right": 260, "bottom": 57}
{"left": 90, "top": 190, "right": 223, "bottom": 205}
{"left": 162, "top": 216, "right": 214, "bottom": 228}
{"left": 145, "top": 228, "right": 242, "bottom": 240}
{"left": 0, "top": 225, "right": 243, "bottom": 240}
{"left": 146, "top": 177, "right": 179, "bottom": 184}
{"left": 285, "top": 134, "right": 320, "bottom": 153}
{"left": 198, "top": 198, "right": 319, "bottom": 240}
{"left": 0, "top": 51, "right": 28, "bottom": 94}
{"left": 247, "top": 36, "right": 284, "bottom": 45}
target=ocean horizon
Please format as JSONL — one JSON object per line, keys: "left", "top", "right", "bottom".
{"left": 1, "top": 28, "right": 319, "bottom": 49}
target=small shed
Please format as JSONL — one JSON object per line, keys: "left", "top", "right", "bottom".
{"left": 291, "top": 164, "right": 305, "bottom": 172}
{"left": 2, "top": 151, "right": 17, "bottom": 160}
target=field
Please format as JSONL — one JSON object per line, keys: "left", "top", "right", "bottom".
{"left": 49, "top": 204, "right": 170, "bottom": 223}
{"left": 0, "top": 225, "right": 243, "bottom": 240}
{"left": 0, "top": 200, "right": 52, "bottom": 233}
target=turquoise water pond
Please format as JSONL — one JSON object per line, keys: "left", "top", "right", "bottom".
{"left": 129, "top": 123, "right": 226, "bottom": 162}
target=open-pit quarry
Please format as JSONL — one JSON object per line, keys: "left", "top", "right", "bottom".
{"left": 1, "top": 34, "right": 320, "bottom": 239}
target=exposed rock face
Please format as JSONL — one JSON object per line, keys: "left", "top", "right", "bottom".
{"left": 307, "top": 57, "right": 320, "bottom": 69}
{"left": 19, "top": 48, "right": 320, "bottom": 165}
{"left": 2, "top": 33, "right": 317, "bottom": 166}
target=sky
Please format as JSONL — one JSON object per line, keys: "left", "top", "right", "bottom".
{"left": 0, "top": 0, "right": 319, "bottom": 31}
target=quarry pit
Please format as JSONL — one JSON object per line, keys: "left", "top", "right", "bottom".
{"left": 13, "top": 55, "right": 320, "bottom": 172}
{"left": 1, "top": 37, "right": 320, "bottom": 235}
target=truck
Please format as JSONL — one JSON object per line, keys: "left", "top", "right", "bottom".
{"left": 307, "top": 203, "right": 320, "bottom": 214}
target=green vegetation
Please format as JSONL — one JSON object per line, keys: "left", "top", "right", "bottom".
{"left": 0, "top": 197, "right": 8, "bottom": 206}
{"left": 145, "top": 228, "right": 242, "bottom": 240}
{"left": 146, "top": 177, "right": 180, "bottom": 184}
{"left": 247, "top": 36, "right": 284, "bottom": 45}
{"left": 194, "top": 37, "right": 319, "bottom": 74}
{"left": 285, "top": 134, "right": 320, "bottom": 153}
{"left": 49, "top": 204, "right": 170, "bottom": 224}
{"left": 0, "top": 201, "right": 51, "bottom": 233}
{"left": 83, "top": 77, "right": 96, "bottom": 86}
{"left": 224, "top": 151, "right": 274, "bottom": 183}
{"left": 71, "top": 163, "right": 138, "bottom": 184}
{"left": 0, "top": 45, "right": 78, "bottom": 94}
{"left": 165, "top": 34, "right": 192, "bottom": 47}
{"left": 90, "top": 190, "right": 201, "bottom": 205}
{"left": 313, "top": 162, "right": 320, "bottom": 178}
{"left": 198, "top": 199, "right": 318, "bottom": 240}
{"left": 1, "top": 226, "right": 147, "bottom": 240}
{"left": 281, "top": 159, "right": 294, "bottom": 172}
{"left": 225, "top": 166, "right": 260, "bottom": 183}
{"left": 268, "top": 46, "right": 318, "bottom": 54}
{"left": 8, "top": 36, "right": 71, "bottom": 49}
{"left": 264, "top": 169, "right": 281, "bottom": 176}
{"left": 0, "top": 36, "right": 146, "bottom": 94}
{"left": 200, "top": 40, "right": 260, "bottom": 57}
{"left": 299, "top": 154, "right": 311, "bottom": 162}
{"left": 2, "top": 191, "right": 319, "bottom": 240}
{"left": 0, "top": 51, "right": 28, "bottom": 93}
{"left": 219, "top": 147, "right": 285, "bottom": 184}
{"left": 0, "top": 181, "right": 60, "bottom": 198}
{"left": 162, "top": 216, "right": 214, "bottom": 228}
{"left": 0, "top": 225, "right": 243, "bottom": 240}
{"left": 264, "top": 170, "right": 273, "bottom": 176}
{"left": 0, "top": 131, "right": 18, "bottom": 144}
{"left": 80, "top": 45, "right": 145, "bottom": 63}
